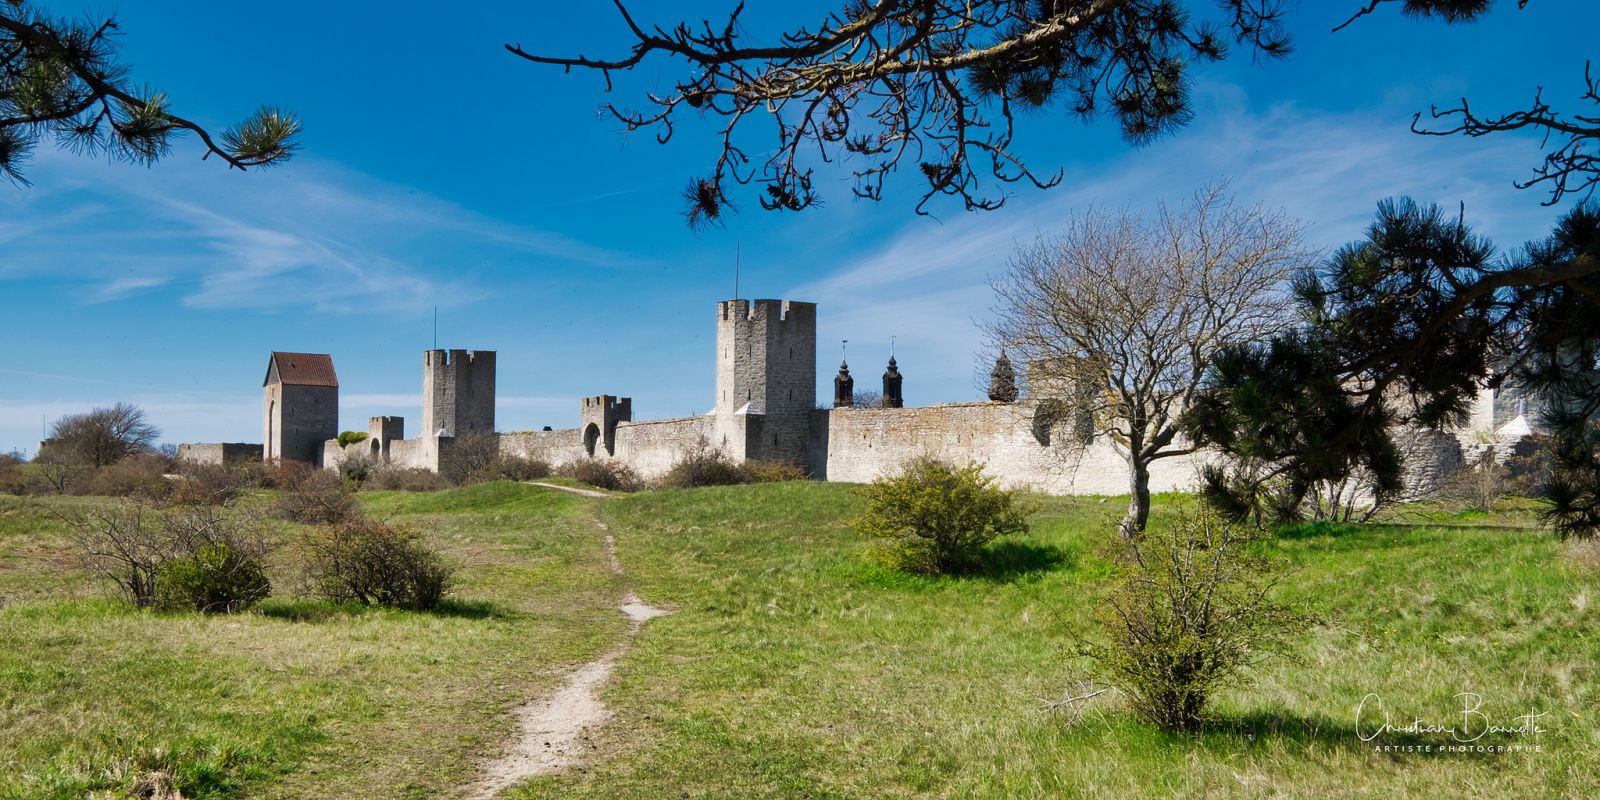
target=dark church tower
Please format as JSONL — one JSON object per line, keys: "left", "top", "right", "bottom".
{"left": 882, "top": 356, "right": 904, "bottom": 409}
{"left": 834, "top": 360, "right": 855, "bottom": 408}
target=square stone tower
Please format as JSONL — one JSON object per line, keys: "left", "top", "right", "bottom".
{"left": 422, "top": 349, "right": 496, "bottom": 439}
{"left": 262, "top": 352, "right": 339, "bottom": 464}
{"left": 712, "top": 299, "right": 816, "bottom": 466}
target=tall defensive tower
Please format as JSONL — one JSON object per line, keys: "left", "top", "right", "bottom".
{"left": 422, "top": 349, "right": 496, "bottom": 439}
{"left": 712, "top": 299, "right": 817, "bottom": 466}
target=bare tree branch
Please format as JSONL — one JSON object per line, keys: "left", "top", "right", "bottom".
{"left": 511, "top": 1, "right": 1292, "bottom": 222}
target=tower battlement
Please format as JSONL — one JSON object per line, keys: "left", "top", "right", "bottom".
{"left": 423, "top": 348, "right": 496, "bottom": 438}
{"left": 718, "top": 299, "right": 816, "bottom": 322}
{"left": 713, "top": 298, "right": 817, "bottom": 466}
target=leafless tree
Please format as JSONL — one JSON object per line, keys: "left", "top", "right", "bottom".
{"left": 853, "top": 389, "right": 884, "bottom": 409}
{"left": 45, "top": 402, "right": 158, "bottom": 468}
{"left": 1414, "top": 59, "right": 1598, "bottom": 206}
{"left": 986, "top": 184, "right": 1310, "bottom": 535}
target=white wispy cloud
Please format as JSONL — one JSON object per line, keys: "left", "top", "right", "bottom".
{"left": 1, "top": 149, "right": 647, "bottom": 313}
{"left": 788, "top": 85, "right": 1571, "bottom": 400}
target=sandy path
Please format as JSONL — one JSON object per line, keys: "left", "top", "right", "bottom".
{"left": 464, "top": 489, "right": 668, "bottom": 799}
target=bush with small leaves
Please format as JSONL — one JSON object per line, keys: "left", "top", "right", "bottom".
{"left": 1079, "top": 511, "right": 1308, "bottom": 733}
{"left": 304, "top": 519, "right": 454, "bottom": 611}
{"left": 559, "top": 459, "right": 644, "bottom": 492}
{"left": 155, "top": 541, "right": 271, "bottom": 613}
{"left": 851, "top": 458, "right": 1029, "bottom": 574}
{"left": 72, "top": 501, "right": 272, "bottom": 610}
{"left": 336, "top": 431, "right": 369, "bottom": 448}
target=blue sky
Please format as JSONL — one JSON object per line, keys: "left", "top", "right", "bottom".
{"left": 2, "top": 0, "right": 1596, "bottom": 455}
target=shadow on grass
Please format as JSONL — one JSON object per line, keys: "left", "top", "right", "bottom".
{"left": 969, "top": 540, "right": 1073, "bottom": 583}
{"left": 1194, "top": 708, "right": 1510, "bottom": 761}
{"left": 255, "top": 597, "right": 514, "bottom": 622}
{"left": 1273, "top": 521, "right": 1364, "bottom": 540}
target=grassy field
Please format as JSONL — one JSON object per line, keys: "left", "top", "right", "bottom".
{"left": 0, "top": 484, "right": 627, "bottom": 800}
{"left": 2, "top": 481, "right": 1596, "bottom": 798}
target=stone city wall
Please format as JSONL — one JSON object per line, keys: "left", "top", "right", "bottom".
{"left": 176, "top": 443, "right": 264, "bottom": 466}
{"left": 810, "top": 401, "right": 1209, "bottom": 494}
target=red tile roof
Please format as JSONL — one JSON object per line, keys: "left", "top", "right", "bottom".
{"left": 265, "top": 352, "right": 339, "bottom": 387}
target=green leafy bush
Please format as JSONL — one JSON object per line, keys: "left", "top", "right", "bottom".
{"left": 155, "top": 541, "right": 271, "bottom": 613}
{"left": 559, "top": 459, "right": 643, "bottom": 492}
{"left": 1079, "top": 511, "right": 1308, "bottom": 732}
{"left": 851, "top": 458, "right": 1029, "bottom": 574}
{"left": 72, "top": 502, "right": 272, "bottom": 611}
{"left": 336, "top": 431, "right": 369, "bottom": 448}
{"left": 304, "top": 519, "right": 454, "bottom": 610}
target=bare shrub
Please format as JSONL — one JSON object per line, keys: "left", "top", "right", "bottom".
{"left": 85, "top": 453, "right": 174, "bottom": 500}
{"left": 170, "top": 462, "right": 246, "bottom": 507}
{"left": 0, "top": 454, "right": 24, "bottom": 496}
{"left": 303, "top": 519, "right": 454, "bottom": 610}
{"left": 365, "top": 467, "right": 451, "bottom": 492}
{"left": 1437, "top": 451, "right": 1512, "bottom": 513}
{"left": 248, "top": 460, "right": 315, "bottom": 490}
{"left": 484, "top": 454, "right": 551, "bottom": 482}
{"left": 662, "top": 440, "right": 748, "bottom": 488}
{"left": 438, "top": 431, "right": 501, "bottom": 485}
{"left": 1079, "top": 511, "right": 1308, "bottom": 733}
{"left": 29, "top": 456, "right": 88, "bottom": 495}
{"left": 273, "top": 468, "right": 362, "bottom": 525}
{"left": 740, "top": 460, "right": 808, "bottom": 483}
{"left": 72, "top": 502, "right": 273, "bottom": 611}
{"left": 851, "top": 458, "right": 1029, "bottom": 575}
{"left": 336, "top": 449, "right": 379, "bottom": 488}
{"left": 559, "top": 459, "right": 643, "bottom": 492}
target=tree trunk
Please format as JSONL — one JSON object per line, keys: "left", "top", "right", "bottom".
{"left": 1121, "top": 458, "right": 1152, "bottom": 537}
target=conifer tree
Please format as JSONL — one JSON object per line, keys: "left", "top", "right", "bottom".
{"left": 1, "top": 1, "right": 298, "bottom": 185}
{"left": 988, "top": 352, "right": 1018, "bottom": 403}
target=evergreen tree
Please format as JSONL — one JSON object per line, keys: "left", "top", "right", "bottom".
{"left": 988, "top": 352, "right": 1018, "bottom": 403}
{"left": 1, "top": 1, "right": 298, "bottom": 185}
{"left": 1189, "top": 200, "right": 1600, "bottom": 538}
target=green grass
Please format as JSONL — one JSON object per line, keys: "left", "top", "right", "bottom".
{"left": 0, "top": 483, "right": 626, "bottom": 800}
{"left": 507, "top": 483, "right": 1599, "bottom": 799}
{"left": 2, "top": 481, "right": 1597, "bottom": 798}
